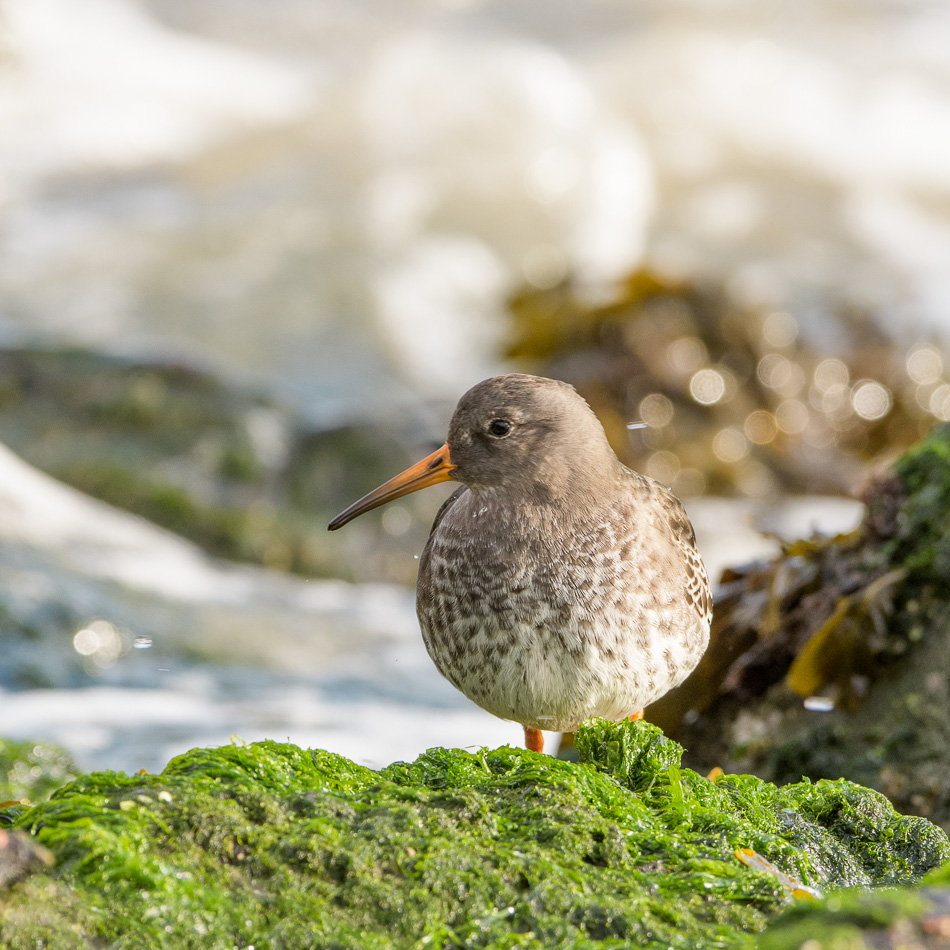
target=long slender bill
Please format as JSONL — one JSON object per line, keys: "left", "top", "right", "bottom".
{"left": 328, "top": 443, "right": 457, "bottom": 531}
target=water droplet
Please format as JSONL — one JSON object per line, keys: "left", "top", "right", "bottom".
{"left": 689, "top": 368, "right": 726, "bottom": 405}
{"left": 713, "top": 427, "right": 750, "bottom": 463}
{"left": 906, "top": 344, "right": 942, "bottom": 384}
{"left": 666, "top": 335, "right": 707, "bottom": 374}
{"left": 72, "top": 619, "right": 125, "bottom": 668}
{"left": 73, "top": 628, "right": 99, "bottom": 656}
{"left": 762, "top": 311, "right": 798, "bottom": 348}
{"left": 381, "top": 506, "right": 411, "bottom": 536}
{"left": 928, "top": 383, "right": 950, "bottom": 420}
{"left": 638, "top": 393, "right": 675, "bottom": 428}
{"left": 813, "top": 358, "right": 849, "bottom": 394}
{"left": 743, "top": 410, "right": 778, "bottom": 445}
{"left": 851, "top": 380, "right": 891, "bottom": 421}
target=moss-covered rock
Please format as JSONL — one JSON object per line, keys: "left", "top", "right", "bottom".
{"left": 0, "top": 345, "right": 423, "bottom": 584}
{"left": 0, "top": 739, "right": 78, "bottom": 814}
{"left": 757, "top": 859, "right": 950, "bottom": 950}
{"left": 656, "top": 422, "right": 950, "bottom": 834}
{"left": 2, "top": 721, "right": 947, "bottom": 949}
{"left": 876, "top": 427, "right": 950, "bottom": 584}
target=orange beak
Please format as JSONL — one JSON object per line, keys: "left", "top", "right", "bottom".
{"left": 328, "top": 443, "right": 457, "bottom": 531}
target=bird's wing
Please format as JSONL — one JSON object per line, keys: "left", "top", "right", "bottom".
{"left": 628, "top": 469, "right": 713, "bottom": 626}
{"left": 662, "top": 490, "right": 713, "bottom": 625}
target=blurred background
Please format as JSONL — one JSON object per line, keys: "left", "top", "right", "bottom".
{"left": 1, "top": 0, "right": 949, "bottom": 774}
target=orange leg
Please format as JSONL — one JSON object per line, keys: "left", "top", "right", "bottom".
{"left": 524, "top": 727, "right": 544, "bottom": 753}
{"left": 628, "top": 710, "right": 644, "bottom": 721}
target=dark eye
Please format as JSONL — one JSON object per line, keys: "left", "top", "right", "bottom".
{"left": 487, "top": 418, "right": 512, "bottom": 438}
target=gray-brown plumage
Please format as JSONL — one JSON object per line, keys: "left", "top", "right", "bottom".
{"left": 329, "top": 374, "right": 711, "bottom": 751}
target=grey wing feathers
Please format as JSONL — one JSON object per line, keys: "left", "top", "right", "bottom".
{"left": 660, "top": 488, "right": 713, "bottom": 625}
{"left": 682, "top": 540, "right": 713, "bottom": 624}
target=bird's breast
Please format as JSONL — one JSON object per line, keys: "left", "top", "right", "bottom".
{"left": 413, "top": 488, "right": 709, "bottom": 729}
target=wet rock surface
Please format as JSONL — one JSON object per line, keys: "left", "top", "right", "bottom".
{"left": 653, "top": 422, "right": 950, "bottom": 834}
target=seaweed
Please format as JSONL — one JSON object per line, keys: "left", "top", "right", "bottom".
{"left": 660, "top": 423, "right": 950, "bottom": 834}
{"left": 1, "top": 721, "right": 946, "bottom": 948}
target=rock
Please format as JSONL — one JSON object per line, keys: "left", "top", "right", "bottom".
{"left": 0, "top": 830, "right": 52, "bottom": 892}
{"left": 0, "top": 345, "right": 424, "bottom": 584}
{"left": 653, "top": 422, "right": 950, "bottom": 834}
{"left": 506, "top": 268, "right": 947, "bottom": 499}
{"left": 758, "top": 861, "right": 950, "bottom": 949}
{"left": 1, "top": 720, "right": 947, "bottom": 948}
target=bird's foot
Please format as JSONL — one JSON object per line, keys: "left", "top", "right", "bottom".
{"left": 628, "top": 710, "right": 644, "bottom": 721}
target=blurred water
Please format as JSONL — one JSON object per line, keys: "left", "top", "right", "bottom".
{"left": 3, "top": 0, "right": 947, "bottom": 418}
{"left": 0, "top": 0, "right": 937, "bottom": 772}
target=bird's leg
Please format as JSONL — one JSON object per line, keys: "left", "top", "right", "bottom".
{"left": 628, "top": 710, "right": 644, "bottom": 721}
{"left": 524, "top": 727, "right": 544, "bottom": 753}
{"left": 554, "top": 731, "right": 579, "bottom": 762}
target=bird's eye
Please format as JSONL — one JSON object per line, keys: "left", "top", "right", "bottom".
{"left": 487, "top": 418, "right": 512, "bottom": 438}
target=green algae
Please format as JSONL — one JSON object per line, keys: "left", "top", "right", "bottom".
{"left": 2, "top": 721, "right": 947, "bottom": 949}
{"left": 878, "top": 421, "right": 950, "bottom": 584}
{"left": 577, "top": 721, "right": 948, "bottom": 891}
{"left": 755, "top": 885, "right": 943, "bottom": 950}
{"left": 0, "top": 739, "right": 78, "bottom": 814}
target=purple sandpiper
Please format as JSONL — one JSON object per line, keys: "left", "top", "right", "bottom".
{"left": 329, "top": 374, "right": 711, "bottom": 753}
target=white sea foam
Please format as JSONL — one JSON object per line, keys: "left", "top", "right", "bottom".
{"left": 2, "top": 2, "right": 949, "bottom": 401}
{"left": 0, "top": 681, "right": 521, "bottom": 773}
{"left": 0, "top": 0, "right": 314, "bottom": 192}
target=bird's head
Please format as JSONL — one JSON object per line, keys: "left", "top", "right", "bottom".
{"left": 328, "top": 374, "right": 617, "bottom": 530}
